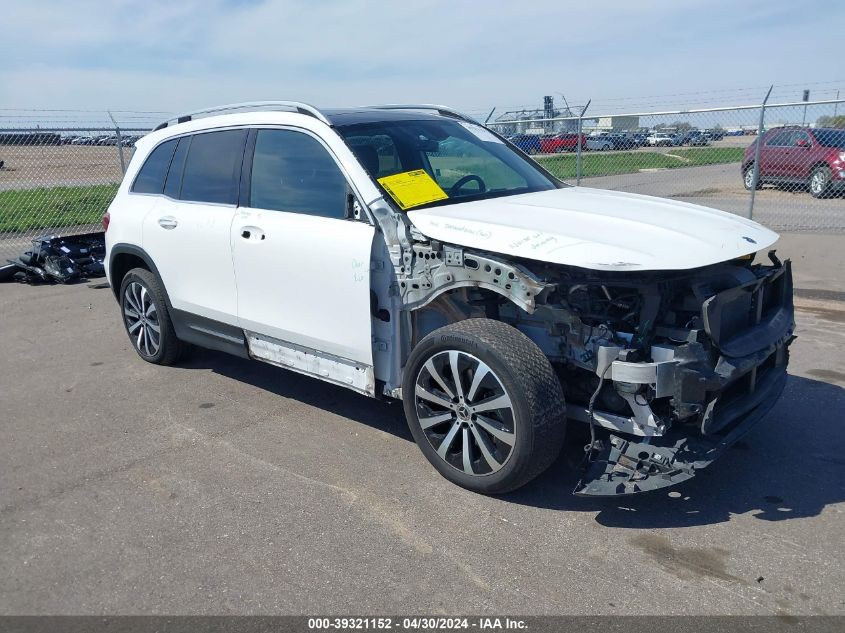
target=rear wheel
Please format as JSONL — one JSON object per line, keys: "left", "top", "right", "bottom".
{"left": 402, "top": 319, "right": 566, "bottom": 494}
{"left": 119, "top": 268, "right": 187, "bottom": 365}
{"left": 809, "top": 165, "right": 832, "bottom": 198}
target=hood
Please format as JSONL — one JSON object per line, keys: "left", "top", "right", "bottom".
{"left": 405, "top": 187, "right": 778, "bottom": 271}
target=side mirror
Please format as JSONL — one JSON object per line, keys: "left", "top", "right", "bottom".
{"left": 796, "top": 139, "right": 810, "bottom": 148}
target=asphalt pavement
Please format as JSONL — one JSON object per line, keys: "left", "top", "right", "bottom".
{"left": 1, "top": 235, "right": 844, "bottom": 616}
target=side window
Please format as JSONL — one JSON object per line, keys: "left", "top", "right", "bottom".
{"left": 163, "top": 136, "right": 189, "bottom": 198}
{"left": 131, "top": 139, "right": 177, "bottom": 194}
{"left": 792, "top": 131, "right": 811, "bottom": 146}
{"left": 180, "top": 129, "right": 247, "bottom": 205}
{"left": 765, "top": 130, "right": 792, "bottom": 147}
{"left": 249, "top": 129, "right": 348, "bottom": 219}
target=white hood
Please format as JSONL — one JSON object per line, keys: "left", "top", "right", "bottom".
{"left": 406, "top": 187, "right": 778, "bottom": 271}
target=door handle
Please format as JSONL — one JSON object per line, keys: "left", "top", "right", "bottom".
{"left": 240, "top": 226, "right": 265, "bottom": 241}
{"left": 158, "top": 216, "right": 178, "bottom": 230}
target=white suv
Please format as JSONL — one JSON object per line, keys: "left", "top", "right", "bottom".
{"left": 105, "top": 102, "right": 794, "bottom": 496}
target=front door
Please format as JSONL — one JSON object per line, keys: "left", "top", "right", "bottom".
{"left": 759, "top": 129, "right": 795, "bottom": 179}
{"left": 231, "top": 128, "right": 375, "bottom": 366}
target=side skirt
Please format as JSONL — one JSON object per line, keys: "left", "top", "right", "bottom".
{"left": 246, "top": 331, "right": 376, "bottom": 397}
{"left": 170, "top": 309, "right": 250, "bottom": 359}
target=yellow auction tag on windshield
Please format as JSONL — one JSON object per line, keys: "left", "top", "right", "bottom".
{"left": 378, "top": 170, "right": 448, "bottom": 210}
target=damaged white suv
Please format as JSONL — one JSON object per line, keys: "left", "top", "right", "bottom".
{"left": 105, "top": 102, "right": 794, "bottom": 496}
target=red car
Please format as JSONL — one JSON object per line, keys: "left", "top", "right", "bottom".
{"left": 539, "top": 133, "right": 586, "bottom": 154}
{"left": 742, "top": 126, "right": 845, "bottom": 198}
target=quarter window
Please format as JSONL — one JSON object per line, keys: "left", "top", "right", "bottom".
{"left": 131, "top": 139, "right": 177, "bottom": 194}
{"left": 163, "top": 136, "right": 190, "bottom": 198}
{"left": 249, "top": 129, "right": 348, "bottom": 219}
{"left": 180, "top": 130, "right": 247, "bottom": 205}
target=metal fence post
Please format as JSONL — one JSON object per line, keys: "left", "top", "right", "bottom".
{"left": 107, "top": 111, "right": 126, "bottom": 175}
{"left": 748, "top": 86, "right": 772, "bottom": 220}
{"left": 576, "top": 99, "right": 591, "bottom": 185}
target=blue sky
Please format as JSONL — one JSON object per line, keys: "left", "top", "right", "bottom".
{"left": 0, "top": 0, "right": 842, "bottom": 119}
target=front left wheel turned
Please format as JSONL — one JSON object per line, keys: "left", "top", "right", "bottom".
{"left": 402, "top": 319, "right": 567, "bottom": 494}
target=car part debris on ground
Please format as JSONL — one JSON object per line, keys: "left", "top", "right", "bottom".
{"left": 3, "top": 231, "right": 106, "bottom": 284}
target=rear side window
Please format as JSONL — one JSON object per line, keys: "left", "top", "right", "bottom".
{"left": 131, "top": 139, "right": 177, "bottom": 194}
{"left": 249, "top": 129, "right": 348, "bottom": 219}
{"left": 180, "top": 130, "right": 247, "bottom": 205}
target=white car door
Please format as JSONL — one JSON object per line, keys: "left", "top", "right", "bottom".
{"left": 141, "top": 129, "right": 247, "bottom": 324}
{"left": 231, "top": 128, "right": 376, "bottom": 372}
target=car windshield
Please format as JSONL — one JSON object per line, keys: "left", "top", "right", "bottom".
{"left": 815, "top": 129, "right": 845, "bottom": 148}
{"left": 337, "top": 118, "right": 559, "bottom": 210}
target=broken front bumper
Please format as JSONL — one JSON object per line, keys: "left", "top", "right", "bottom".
{"left": 574, "top": 260, "right": 795, "bottom": 497}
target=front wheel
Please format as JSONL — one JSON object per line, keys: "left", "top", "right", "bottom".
{"left": 402, "top": 319, "right": 566, "bottom": 494}
{"left": 809, "top": 165, "right": 832, "bottom": 198}
{"left": 743, "top": 164, "right": 762, "bottom": 190}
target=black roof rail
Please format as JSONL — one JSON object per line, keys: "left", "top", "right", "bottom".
{"left": 362, "top": 104, "right": 479, "bottom": 124}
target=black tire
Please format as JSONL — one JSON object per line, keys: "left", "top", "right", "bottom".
{"left": 119, "top": 267, "right": 187, "bottom": 365}
{"left": 809, "top": 165, "right": 832, "bottom": 199}
{"left": 743, "top": 163, "right": 762, "bottom": 190}
{"left": 402, "top": 319, "right": 566, "bottom": 494}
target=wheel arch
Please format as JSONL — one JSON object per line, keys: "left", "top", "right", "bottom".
{"left": 109, "top": 244, "right": 169, "bottom": 306}
{"left": 808, "top": 160, "right": 832, "bottom": 177}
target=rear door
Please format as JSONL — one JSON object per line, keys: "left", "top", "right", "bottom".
{"left": 231, "top": 127, "right": 375, "bottom": 366}
{"left": 141, "top": 129, "right": 247, "bottom": 324}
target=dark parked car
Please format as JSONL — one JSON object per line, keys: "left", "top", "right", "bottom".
{"left": 742, "top": 126, "right": 845, "bottom": 198}
{"left": 675, "top": 130, "right": 709, "bottom": 146}
{"left": 596, "top": 133, "right": 638, "bottom": 150}
{"left": 508, "top": 134, "right": 542, "bottom": 154}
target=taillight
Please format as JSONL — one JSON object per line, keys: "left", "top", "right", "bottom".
{"left": 102, "top": 211, "right": 110, "bottom": 232}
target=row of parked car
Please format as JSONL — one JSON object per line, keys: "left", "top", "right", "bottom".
{"left": 507, "top": 128, "right": 726, "bottom": 154}
{"left": 63, "top": 134, "right": 142, "bottom": 147}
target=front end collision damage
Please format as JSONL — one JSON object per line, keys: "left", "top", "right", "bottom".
{"left": 368, "top": 196, "right": 795, "bottom": 497}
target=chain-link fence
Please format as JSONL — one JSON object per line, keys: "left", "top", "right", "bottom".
{"left": 0, "top": 110, "right": 160, "bottom": 262}
{"left": 487, "top": 96, "right": 845, "bottom": 234}
{"left": 1, "top": 98, "right": 844, "bottom": 263}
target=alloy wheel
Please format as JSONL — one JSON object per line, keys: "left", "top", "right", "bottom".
{"left": 811, "top": 169, "right": 828, "bottom": 195}
{"left": 745, "top": 168, "right": 755, "bottom": 189}
{"left": 123, "top": 281, "right": 161, "bottom": 357}
{"left": 414, "top": 351, "right": 515, "bottom": 476}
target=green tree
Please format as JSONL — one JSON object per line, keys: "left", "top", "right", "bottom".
{"left": 816, "top": 115, "right": 845, "bottom": 129}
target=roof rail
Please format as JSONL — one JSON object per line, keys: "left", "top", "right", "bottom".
{"left": 153, "top": 101, "right": 331, "bottom": 131}
{"left": 364, "top": 104, "right": 479, "bottom": 124}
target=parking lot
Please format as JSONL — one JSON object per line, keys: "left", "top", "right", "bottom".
{"left": 1, "top": 232, "right": 844, "bottom": 616}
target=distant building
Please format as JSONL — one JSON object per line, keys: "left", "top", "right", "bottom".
{"left": 595, "top": 116, "right": 640, "bottom": 132}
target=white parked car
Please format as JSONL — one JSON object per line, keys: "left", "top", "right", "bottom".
{"left": 105, "top": 102, "right": 794, "bottom": 496}
{"left": 646, "top": 132, "right": 674, "bottom": 147}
